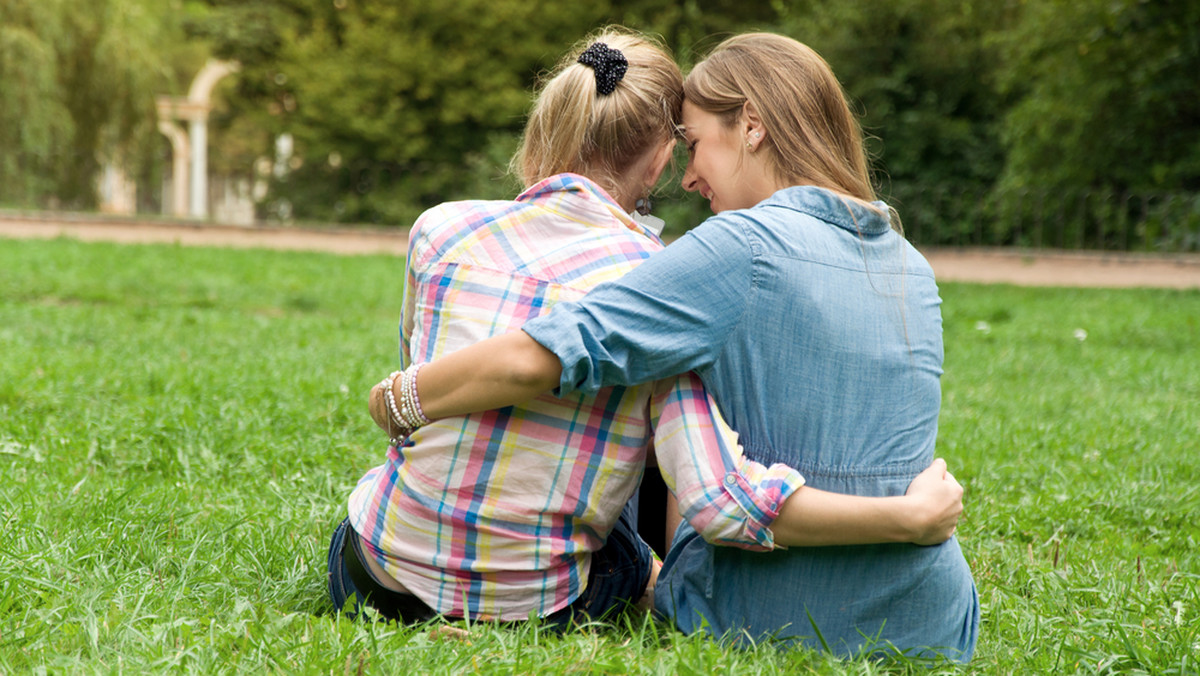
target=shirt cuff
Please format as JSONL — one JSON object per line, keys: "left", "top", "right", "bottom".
{"left": 522, "top": 309, "right": 599, "bottom": 397}
{"left": 721, "top": 462, "right": 806, "bottom": 550}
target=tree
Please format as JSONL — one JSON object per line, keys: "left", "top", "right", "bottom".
{"left": 188, "top": 0, "right": 606, "bottom": 223}
{"left": 997, "top": 0, "right": 1200, "bottom": 193}
{"left": 0, "top": 0, "right": 187, "bottom": 209}
{"left": 0, "top": 1, "right": 73, "bottom": 206}
{"left": 187, "top": 0, "right": 785, "bottom": 224}
{"left": 777, "top": 0, "right": 1012, "bottom": 191}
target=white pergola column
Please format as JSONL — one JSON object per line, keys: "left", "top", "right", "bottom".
{"left": 155, "top": 59, "right": 239, "bottom": 220}
{"left": 185, "top": 60, "right": 238, "bottom": 219}
{"left": 156, "top": 111, "right": 190, "bottom": 217}
{"left": 188, "top": 118, "right": 207, "bottom": 218}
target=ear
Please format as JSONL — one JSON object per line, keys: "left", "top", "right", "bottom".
{"left": 643, "top": 138, "right": 676, "bottom": 188}
{"left": 742, "top": 101, "right": 765, "bottom": 149}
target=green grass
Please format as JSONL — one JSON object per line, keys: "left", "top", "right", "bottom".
{"left": 1, "top": 237, "right": 1197, "bottom": 674}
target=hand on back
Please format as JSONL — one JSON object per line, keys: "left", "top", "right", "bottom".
{"left": 904, "top": 458, "right": 964, "bottom": 546}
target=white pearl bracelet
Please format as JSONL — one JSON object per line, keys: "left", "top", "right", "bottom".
{"left": 380, "top": 363, "right": 431, "bottom": 446}
{"left": 380, "top": 372, "right": 410, "bottom": 446}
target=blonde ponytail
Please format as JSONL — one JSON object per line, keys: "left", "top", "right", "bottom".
{"left": 513, "top": 28, "right": 682, "bottom": 197}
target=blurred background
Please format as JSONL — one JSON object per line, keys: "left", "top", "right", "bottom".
{"left": 1, "top": 0, "right": 1197, "bottom": 250}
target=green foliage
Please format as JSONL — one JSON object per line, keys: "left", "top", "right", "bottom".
{"left": 887, "top": 185, "right": 1200, "bottom": 253}
{"left": 6, "top": 0, "right": 1200, "bottom": 244}
{"left": 0, "top": 0, "right": 190, "bottom": 209}
{"left": 2, "top": 237, "right": 1199, "bottom": 673}
{"left": 775, "top": 0, "right": 1200, "bottom": 248}
{"left": 996, "top": 0, "right": 1200, "bottom": 193}
{"left": 185, "top": 0, "right": 783, "bottom": 225}
{"left": 0, "top": 2, "right": 72, "bottom": 206}
{"left": 184, "top": 0, "right": 1200, "bottom": 222}
{"left": 777, "top": 0, "right": 1011, "bottom": 190}
{"left": 188, "top": 0, "right": 606, "bottom": 223}
{"left": 180, "top": 0, "right": 1200, "bottom": 232}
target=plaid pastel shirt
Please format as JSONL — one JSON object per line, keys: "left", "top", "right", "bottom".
{"left": 347, "top": 174, "right": 804, "bottom": 621}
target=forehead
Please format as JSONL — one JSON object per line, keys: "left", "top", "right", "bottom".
{"left": 681, "top": 100, "right": 720, "bottom": 131}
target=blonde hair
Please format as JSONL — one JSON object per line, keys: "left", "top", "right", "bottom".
{"left": 684, "top": 33, "right": 876, "bottom": 204}
{"left": 513, "top": 28, "right": 683, "bottom": 197}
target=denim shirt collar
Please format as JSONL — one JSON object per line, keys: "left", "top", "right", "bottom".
{"left": 760, "top": 185, "right": 891, "bottom": 236}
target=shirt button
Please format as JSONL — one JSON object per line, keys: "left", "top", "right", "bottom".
{"left": 724, "top": 475, "right": 737, "bottom": 485}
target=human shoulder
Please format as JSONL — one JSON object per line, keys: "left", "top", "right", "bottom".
{"left": 622, "top": 208, "right": 757, "bottom": 295}
{"left": 402, "top": 198, "right": 527, "bottom": 272}
{"left": 412, "top": 198, "right": 522, "bottom": 240}
{"left": 684, "top": 206, "right": 759, "bottom": 241}
{"left": 678, "top": 202, "right": 778, "bottom": 261}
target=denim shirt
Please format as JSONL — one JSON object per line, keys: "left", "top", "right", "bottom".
{"left": 522, "top": 185, "right": 979, "bottom": 661}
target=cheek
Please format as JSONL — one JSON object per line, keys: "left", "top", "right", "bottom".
{"left": 697, "top": 148, "right": 720, "bottom": 176}
{"left": 704, "top": 151, "right": 731, "bottom": 184}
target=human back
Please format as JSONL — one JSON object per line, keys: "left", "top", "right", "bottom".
{"left": 662, "top": 32, "right": 976, "bottom": 659}
{"left": 360, "top": 175, "right": 663, "bottom": 619}
{"left": 646, "top": 189, "right": 971, "bottom": 657}
{"left": 341, "top": 28, "right": 780, "bottom": 624}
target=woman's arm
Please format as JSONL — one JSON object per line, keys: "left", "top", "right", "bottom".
{"left": 371, "top": 216, "right": 754, "bottom": 429}
{"left": 370, "top": 338, "right": 963, "bottom": 549}
{"left": 422, "top": 330, "right": 560, "bottom": 416}
{"left": 647, "top": 374, "right": 961, "bottom": 550}
{"left": 770, "top": 458, "right": 962, "bottom": 547}
{"left": 660, "top": 458, "right": 962, "bottom": 548}
{"left": 368, "top": 329, "right": 559, "bottom": 431}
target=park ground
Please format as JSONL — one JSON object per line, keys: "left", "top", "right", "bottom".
{"left": 2, "top": 210, "right": 1199, "bottom": 289}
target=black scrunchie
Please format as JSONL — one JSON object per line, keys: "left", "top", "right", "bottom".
{"left": 577, "top": 42, "right": 628, "bottom": 96}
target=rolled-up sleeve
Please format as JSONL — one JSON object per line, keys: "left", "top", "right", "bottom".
{"left": 648, "top": 373, "right": 804, "bottom": 550}
{"left": 522, "top": 216, "right": 755, "bottom": 396}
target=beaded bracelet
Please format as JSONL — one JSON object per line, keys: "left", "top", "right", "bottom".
{"left": 380, "top": 364, "right": 432, "bottom": 446}
{"left": 380, "top": 371, "right": 411, "bottom": 446}
{"left": 398, "top": 363, "right": 432, "bottom": 427}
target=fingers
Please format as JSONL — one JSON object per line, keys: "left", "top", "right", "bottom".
{"left": 368, "top": 383, "right": 392, "bottom": 433}
{"left": 915, "top": 457, "right": 948, "bottom": 482}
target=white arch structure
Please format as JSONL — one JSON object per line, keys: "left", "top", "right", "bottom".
{"left": 156, "top": 59, "right": 240, "bottom": 218}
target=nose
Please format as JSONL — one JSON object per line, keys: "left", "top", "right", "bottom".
{"left": 681, "top": 161, "right": 698, "bottom": 193}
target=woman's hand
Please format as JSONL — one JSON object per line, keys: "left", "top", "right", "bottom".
{"left": 903, "top": 458, "right": 964, "bottom": 545}
{"left": 368, "top": 382, "right": 396, "bottom": 437}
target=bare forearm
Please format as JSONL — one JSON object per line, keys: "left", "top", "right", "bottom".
{"left": 770, "top": 459, "right": 962, "bottom": 547}
{"left": 415, "top": 330, "right": 563, "bottom": 419}
{"left": 770, "top": 487, "right": 919, "bottom": 546}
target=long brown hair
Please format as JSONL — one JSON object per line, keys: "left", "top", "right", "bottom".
{"left": 684, "top": 33, "right": 875, "bottom": 204}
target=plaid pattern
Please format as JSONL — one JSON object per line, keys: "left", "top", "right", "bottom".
{"left": 348, "top": 174, "right": 804, "bottom": 620}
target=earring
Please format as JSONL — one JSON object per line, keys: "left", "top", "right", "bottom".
{"left": 635, "top": 196, "right": 652, "bottom": 216}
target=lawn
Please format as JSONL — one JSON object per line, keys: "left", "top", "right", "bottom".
{"left": 1, "top": 238, "right": 1197, "bottom": 674}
